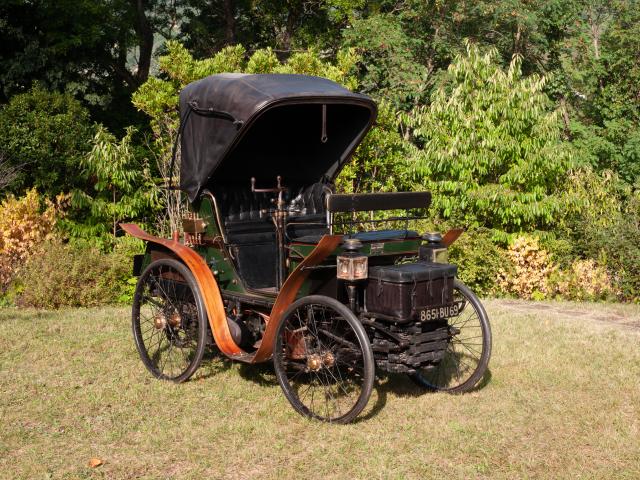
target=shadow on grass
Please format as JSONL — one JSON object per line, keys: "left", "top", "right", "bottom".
{"left": 353, "top": 378, "right": 388, "bottom": 423}
{"left": 194, "top": 347, "right": 493, "bottom": 421}
{"left": 377, "top": 368, "right": 493, "bottom": 399}
{"left": 237, "top": 362, "right": 278, "bottom": 387}
{"left": 196, "top": 347, "right": 279, "bottom": 386}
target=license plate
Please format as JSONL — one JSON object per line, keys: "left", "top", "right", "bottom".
{"left": 418, "top": 303, "right": 461, "bottom": 321}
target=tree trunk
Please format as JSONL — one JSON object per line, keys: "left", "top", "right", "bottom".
{"left": 133, "top": 0, "right": 154, "bottom": 84}
{"left": 514, "top": 22, "right": 523, "bottom": 56}
{"left": 281, "top": 3, "right": 300, "bottom": 51}
{"left": 222, "top": 0, "right": 236, "bottom": 45}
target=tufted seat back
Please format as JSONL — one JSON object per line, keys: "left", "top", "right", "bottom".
{"left": 288, "top": 182, "right": 330, "bottom": 217}
{"left": 214, "top": 187, "right": 276, "bottom": 222}
{"left": 212, "top": 182, "right": 330, "bottom": 234}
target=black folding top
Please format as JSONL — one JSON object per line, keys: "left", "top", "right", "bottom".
{"left": 179, "top": 73, "right": 377, "bottom": 202}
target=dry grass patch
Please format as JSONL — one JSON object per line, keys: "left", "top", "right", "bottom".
{"left": 0, "top": 302, "right": 639, "bottom": 479}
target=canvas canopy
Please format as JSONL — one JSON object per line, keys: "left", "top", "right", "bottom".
{"left": 178, "top": 73, "right": 377, "bottom": 202}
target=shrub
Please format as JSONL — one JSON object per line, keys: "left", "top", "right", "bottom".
{"left": 574, "top": 218, "right": 640, "bottom": 302}
{"left": 559, "top": 169, "right": 640, "bottom": 302}
{"left": 406, "top": 43, "right": 573, "bottom": 232}
{"left": 0, "top": 189, "right": 60, "bottom": 293}
{"left": 447, "top": 229, "right": 510, "bottom": 297}
{"left": 16, "top": 240, "right": 137, "bottom": 309}
{"left": 498, "top": 236, "right": 556, "bottom": 300}
{"left": 0, "top": 86, "right": 95, "bottom": 196}
{"left": 552, "top": 259, "right": 618, "bottom": 301}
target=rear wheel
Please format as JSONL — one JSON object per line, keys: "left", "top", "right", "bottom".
{"left": 273, "top": 295, "right": 375, "bottom": 424}
{"left": 409, "top": 280, "right": 491, "bottom": 393}
{"left": 132, "top": 258, "right": 207, "bottom": 383}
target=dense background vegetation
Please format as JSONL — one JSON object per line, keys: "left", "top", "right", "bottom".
{"left": 1, "top": 0, "right": 638, "bottom": 305}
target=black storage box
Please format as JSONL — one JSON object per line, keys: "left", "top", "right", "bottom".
{"left": 365, "top": 262, "right": 457, "bottom": 321}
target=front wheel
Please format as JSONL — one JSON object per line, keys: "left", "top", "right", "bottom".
{"left": 273, "top": 295, "right": 375, "bottom": 424}
{"left": 409, "top": 280, "right": 492, "bottom": 393}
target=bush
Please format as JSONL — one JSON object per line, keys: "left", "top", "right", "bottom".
{"left": 552, "top": 259, "right": 618, "bottom": 301}
{"left": 0, "top": 86, "right": 95, "bottom": 196}
{"left": 0, "top": 189, "right": 60, "bottom": 293}
{"left": 498, "top": 236, "right": 556, "bottom": 300}
{"left": 16, "top": 240, "right": 137, "bottom": 309}
{"left": 559, "top": 169, "right": 640, "bottom": 302}
{"left": 406, "top": 43, "right": 573, "bottom": 232}
{"left": 447, "top": 228, "right": 510, "bottom": 297}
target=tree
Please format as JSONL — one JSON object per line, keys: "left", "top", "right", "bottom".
{"left": 64, "top": 126, "right": 160, "bottom": 243}
{"left": 406, "top": 43, "right": 573, "bottom": 235}
{"left": 0, "top": 0, "right": 182, "bottom": 131}
{"left": 0, "top": 86, "right": 95, "bottom": 197}
{"left": 342, "top": 13, "right": 428, "bottom": 109}
{"left": 178, "top": 0, "right": 362, "bottom": 57}
{"left": 560, "top": 0, "right": 640, "bottom": 184}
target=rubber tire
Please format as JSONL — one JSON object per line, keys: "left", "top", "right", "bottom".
{"left": 132, "top": 258, "right": 208, "bottom": 383}
{"left": 273, "top": 295, "right": 375, "bottom": 424}
{"left": 410, "top": 280, "right": 492, "bottom": 393}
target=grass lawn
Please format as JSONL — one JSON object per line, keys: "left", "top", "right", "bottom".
{"left": 1, "top": 300, "right": 639, "bottom": 479}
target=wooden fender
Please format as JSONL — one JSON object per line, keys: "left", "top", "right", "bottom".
{"left": 121, "top": 223, "right": 342, "bottom": 363}
{"left": 251, "top": 233, "right": 343, "bottom": 363}
{"left": 442, "top": 228, "right": 464, "bottom": 247}
{"left": 121, "top": 223, "right": 242, "bottom": 358}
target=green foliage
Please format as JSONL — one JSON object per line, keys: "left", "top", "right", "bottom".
{"left": 406, "top": 43, "right": 574, "bottom": 233}
{"left": 558, "top": 169, "right": 639, "bottom": 301}
{"left": 16, "top": 239, "right": 139, "bottom": 309}
{"left": 62, "top": 126, "right": 160, "bottom": 244}
{"left": 448, "top": 229, "right": 511, "bottom": 297}
{"left": 342, "top": 13, "right": 428, "bottom": 108}
{"left": 0, "top": 86, "right": 95, "bottom": 196}
{"left": 336, "top": 102, "right": 412, "bottom": 194}
{"left": 0, "top": 0, "right": 186, "bottom": 131}
{"left": 560, "top": 0, "right": 640, "bottom": 185}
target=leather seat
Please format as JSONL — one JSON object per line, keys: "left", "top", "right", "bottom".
{"left": 211, "top": 182, "right": 330, "bottom": 289}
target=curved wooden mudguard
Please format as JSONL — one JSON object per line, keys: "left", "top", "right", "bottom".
{"left": 442, "top": 228, "right": 464, "bottom": 247}
{"left": 121, "top": 223, "right": 342, "bottom": 364}
{"left": 252, "top": 233, "right": 343, "bottom": 362}
{"left": 121, "top": 223, "right": 243, "bottom": 357}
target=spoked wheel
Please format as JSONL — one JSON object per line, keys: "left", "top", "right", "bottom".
{"left": 132, "top": 258, "right": 207, "bottom": 383}
{"left": 273, "top": 295, "right": 375, "bottom": 424}
{"left": 410, "top": 280, "right": 492, "bottom": 393}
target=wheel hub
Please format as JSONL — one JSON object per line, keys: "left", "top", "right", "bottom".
{"left": 153, "top": 311, "right": 181, "bottom": 330}
{"left": 153, "top": 312, "right": 167, "bottom": 330}
{"left": 306, "top": 351, "right": 335, "bottom": 371}
{"left": 168, "top": 312, "right": 181, "bottom": 328}
{"left": 322, "top": 351, "right": 335, "bottom": 368}
{"left": 307, "top": 354, "right": 323, "bottom": 371}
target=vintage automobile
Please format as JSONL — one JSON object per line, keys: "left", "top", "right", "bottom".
{"left": 122, "top": 73, "right": 491, "bottom": 424}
